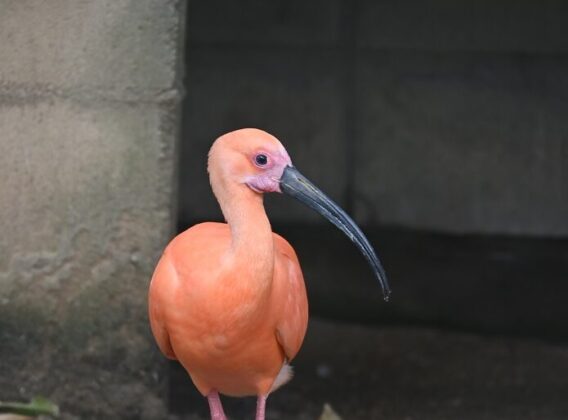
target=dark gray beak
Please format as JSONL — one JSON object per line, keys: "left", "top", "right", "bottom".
{"left": 279, "top": 165, "right": 391, "bottom": 301}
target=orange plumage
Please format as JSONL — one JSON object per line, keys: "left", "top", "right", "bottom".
{"left": 149, "top": 222, "right": 308, "bottom": 397}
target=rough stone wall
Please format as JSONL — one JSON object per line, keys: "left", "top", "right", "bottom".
{"left": 0, "top": 1, "right": 185, "bottom": 418}
{"left": 180, "top": 0, "right": 568, "bottom": 236}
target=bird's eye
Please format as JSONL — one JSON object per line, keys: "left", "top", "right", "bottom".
{"left": 255, "top": 154, "right": 268, "bottom": 166}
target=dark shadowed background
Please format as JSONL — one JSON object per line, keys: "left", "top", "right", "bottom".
{"left": 175, "top": 0, "right": 568, "bottom": 419}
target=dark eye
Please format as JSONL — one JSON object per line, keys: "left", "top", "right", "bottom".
{"left": 255, "top": 154, "right": 268, "bottom": 166}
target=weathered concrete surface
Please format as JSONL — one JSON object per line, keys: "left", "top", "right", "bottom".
{"left": 358, "top": 0, "right": 568, "bottom": 52}
{"left": 187, "top": 0, "right": 342, "bottom": 46}
{"left": 0, "top": 1, "right": 185, "bottom": 418}
{"left": 171, "top": 317, "right": 568, "bottom": 419}
{"left": 356, "top": 52, "right": 568, "bottom": 235}
{"left": 0, "top": 0, "right": 180, "bottom": 97}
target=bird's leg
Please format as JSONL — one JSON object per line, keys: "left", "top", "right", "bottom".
{"left": 206, "top": 391, "right": 227, "bottom": 420}
{"left": 255, "top": 395, "right": 267, "bottom": 420}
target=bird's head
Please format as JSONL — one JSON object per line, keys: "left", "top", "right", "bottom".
{"left": 208, "top": 128, "right": 391, "bottom": 301}
{"left": 208, "top": 128, "right": 292, "bottom": 195}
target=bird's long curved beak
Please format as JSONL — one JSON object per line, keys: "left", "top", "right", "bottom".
{"left": 279, "top": 165, "right": 391, "bottom": 301}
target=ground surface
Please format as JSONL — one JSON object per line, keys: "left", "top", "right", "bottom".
{"left": 170, "top": 317, "right": 568, "bottom": 420}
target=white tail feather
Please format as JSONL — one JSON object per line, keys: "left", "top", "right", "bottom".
{"left": 270, "top": 363, "right": 293, "bottom": 392}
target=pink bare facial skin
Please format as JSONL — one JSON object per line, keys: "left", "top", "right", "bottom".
{"left": 244, "top": 146, "right": 292, "bottom": 194}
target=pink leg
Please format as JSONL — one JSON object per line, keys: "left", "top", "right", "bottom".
{"left": 206, "top": 391, "right": 227, "bottom": 420}
{"left": 256, "top": 395, "right": 267, "bottom": 420}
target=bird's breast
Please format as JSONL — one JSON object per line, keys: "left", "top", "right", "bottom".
{"left": 168, "top": 267, "right": 276, "bottom": 354}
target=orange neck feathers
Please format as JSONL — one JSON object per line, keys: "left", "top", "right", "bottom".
{"left": 209, "top": 147, "right": 275, "bottom": 283}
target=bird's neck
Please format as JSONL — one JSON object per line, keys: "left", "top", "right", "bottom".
{"left": 216, "top": 184, "right": 275, "bottom": 279}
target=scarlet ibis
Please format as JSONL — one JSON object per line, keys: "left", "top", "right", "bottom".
{"left": 148, "top": 128, "right": 390, "bottom": 420}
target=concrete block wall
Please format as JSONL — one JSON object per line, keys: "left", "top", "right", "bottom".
{"left": 180, "top": 0, "right": 568, "bottom": 236}
{"left": 0, "top": 1, "right": 185, "bottom": 418}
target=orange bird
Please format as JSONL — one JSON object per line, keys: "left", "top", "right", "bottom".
{"left": 148, "top": 129, "right": 390, "bottom": 420}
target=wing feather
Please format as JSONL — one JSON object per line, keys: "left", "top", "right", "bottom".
{"left": 148, "top": 251, "right": 177, "bottom": 360}
{"left": 273, "top": 234, "right": 309, "bottom": 361}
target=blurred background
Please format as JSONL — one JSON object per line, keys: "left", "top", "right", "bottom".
{"left": 1, "top": 0, "right": 567, "bottom": 419}
{"left": 177, "top": 1, "right": 568, "bottom": 419}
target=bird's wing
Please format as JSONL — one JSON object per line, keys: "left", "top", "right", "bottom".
{"left": 273, "top": 235, "right": 309, "bottom": 361}
{"left": 148, "top": 251, "right": 177, "bottom": 360}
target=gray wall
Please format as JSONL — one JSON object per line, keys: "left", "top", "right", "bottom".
{"left": 180, "top": 0, "right": 568, "bottom": 236}
{"left": 0, "top": 1, "right": 185, "bottom": 418}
